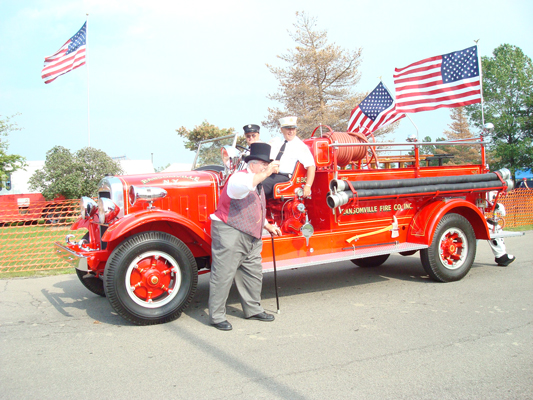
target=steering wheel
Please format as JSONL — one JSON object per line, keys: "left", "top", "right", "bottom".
{"left": 236, "top": 145, "right": 248, "bottom": 152}
{"left": 311, "top": 125, "right": 334, "bottom": 138}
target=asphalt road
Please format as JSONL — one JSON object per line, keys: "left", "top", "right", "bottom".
{"left": 1, "top": 232, "right": 532, "bottom": 400}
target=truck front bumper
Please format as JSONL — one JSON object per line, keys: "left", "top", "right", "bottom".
{"left": 54, "top": 242, "right": 88, "bottom": 271}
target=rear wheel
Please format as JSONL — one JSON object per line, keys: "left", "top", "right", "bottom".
{"left": 104, "top": 231, "right": 198, "bottom": 325}
{"left": 420, "top": 213, "right": 476, "bottom": 282}
{"left": 351, "top": 254, "right": 390, "bottom": 268}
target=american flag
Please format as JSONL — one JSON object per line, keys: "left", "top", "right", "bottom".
{"left": 41, "top": 22, "right": 87, "bottom": 84}
{"left": 347, "top": 82, "right": 405, "bottom": 135}
{"left": 394, "top": 46, "right": 481, "bottom": 113}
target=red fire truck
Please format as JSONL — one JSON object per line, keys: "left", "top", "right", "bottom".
{"left": 54, "top": 125, "right": 520, "bottom": 325}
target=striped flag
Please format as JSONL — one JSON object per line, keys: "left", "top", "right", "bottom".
{"left": 347, "top": 82, "right": 405, "bottom": 135}
{"left": 394, "top": 46, "right": 481, "bottom": 113}
{"left": 42, "top": 22, "right": 87, "bottom": 84}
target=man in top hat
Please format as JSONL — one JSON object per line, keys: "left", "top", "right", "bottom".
{"left": 208, "top": 142, "right": 282, "bottom": 331}
{"left": 262, "top": 116, "right": 316, "bottom": 198}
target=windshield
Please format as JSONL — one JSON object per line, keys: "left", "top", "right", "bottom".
{"left": 192, "top": 134, "right": 238, "bottom": 170}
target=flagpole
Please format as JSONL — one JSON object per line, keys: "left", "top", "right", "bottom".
{"left": 86, "top": 13, "right": 91, "bottom": 147}
{"left": 382, "top": 80, "right": 417, "bottom": 140}
{"left": 474, "top": 41, "right": 485, "bottom": 127}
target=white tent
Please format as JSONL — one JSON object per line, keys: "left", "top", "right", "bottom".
{"left": 160, "top": 163, "right": 191, "bottom": 173}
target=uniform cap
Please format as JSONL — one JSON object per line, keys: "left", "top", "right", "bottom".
{"left": 279, "top": 116, "right": 297, "bottom": 129}
{"left": 243, "top": 124, "right": 260, "bottom": 134}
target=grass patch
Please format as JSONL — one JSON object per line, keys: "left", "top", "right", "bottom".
{"left": 506, "top": 224, "right": 532, "bottom": 232}
{"left": 0, "top": 268, "right": 75, "bottom": 279}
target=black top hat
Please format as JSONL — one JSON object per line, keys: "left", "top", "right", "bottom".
{"left": 245, "top": 142, "right": 272, "bottom": 164}
{"left": 243, "top": 124, "right": 260, "bottom": 134}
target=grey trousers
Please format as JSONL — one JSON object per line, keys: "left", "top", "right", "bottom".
{"left": 208, "top": 220, "right": 264, "bottom": 324}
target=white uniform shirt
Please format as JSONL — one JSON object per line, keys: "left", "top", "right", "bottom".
{"left": 270, "top": 136, "right": 315, "bottom": 175}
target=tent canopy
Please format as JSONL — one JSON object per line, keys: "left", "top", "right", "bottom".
{"left": 515, "top": 169, "right": 533, "bottom": 179}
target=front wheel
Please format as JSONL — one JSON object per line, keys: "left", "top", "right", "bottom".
{"left": 104, "top": 231, "right": 198, "bottom": 325}
{"left": 420, "top": 213, "right": 476, "bottom": 282}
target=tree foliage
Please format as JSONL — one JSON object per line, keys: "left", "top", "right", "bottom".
{"left": 264, "top": 12, "right": 398, "bottom": 138}
{"left": 0, "top": 114, "right": 26, "bottom": 185}
{"left": 176, "top": 120, "right": 240, "bottom": 152}
{"left": 28, "top": 146, "right": 123, "bottom": 200}
{"left": 466, "top": 44, "right": 533, "bottom": 176}
{"left": 436, "top": 107, "right": 480, "bottom": 165}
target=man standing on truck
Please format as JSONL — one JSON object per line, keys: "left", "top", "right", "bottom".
{"left": 209, "top": 142, "right": 282, "bottom": 331}
{"left": 263, "top": 116, "right": 316, "bottom": 198}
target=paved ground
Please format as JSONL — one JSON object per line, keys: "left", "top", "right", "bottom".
{"left": 1, "top": 232, "right": 532, "bottom": 400}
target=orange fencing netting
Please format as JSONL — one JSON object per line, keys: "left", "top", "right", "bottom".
{"left": 497, "top": 188, "right": 533, "bottom": 228}
{"left": 0, "top": 190, "right": 532, "bottom": 274}
{"left": 0, "top": 199, "right": 87, "bottom": 273}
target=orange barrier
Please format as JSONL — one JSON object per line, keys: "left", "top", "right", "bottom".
{"left": 0, "top": 191, "right": 532, "bottom": 274}
{"left": 497, "top": 188, "right": 533, "bottom": 228}
{"left": 0, "top": 199, "right": 86, "bottom": 273}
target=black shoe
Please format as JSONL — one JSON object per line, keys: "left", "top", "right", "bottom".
{"left": 495, "top": 254, "right": 515, "bottom": 267}
{"left": 246, "top": 312, "right": 275, "bottom": 322}
{"left": 212, "top": 320, "right": 232, "bottom": 331}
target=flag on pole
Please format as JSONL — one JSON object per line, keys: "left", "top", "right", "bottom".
{"left": 41, "top": 22, "right": 87, "bottom": 84}
{"left": 394, "top": 45, "right": 481, "bottom": 113}
{"left": 347, "top": 82, "right": 405, "bottom": 135}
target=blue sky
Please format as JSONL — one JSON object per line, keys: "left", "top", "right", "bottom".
{"left": 1, "top": 0, "right": 532, "bottom": 170}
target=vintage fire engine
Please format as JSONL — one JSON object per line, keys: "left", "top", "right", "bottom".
{"left": 55, "top": 124, "right": 519, "bottom": 325}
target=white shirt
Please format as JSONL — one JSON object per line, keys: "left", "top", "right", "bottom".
{"left": 269, "top": 136, "right": 315, "bottom": 175}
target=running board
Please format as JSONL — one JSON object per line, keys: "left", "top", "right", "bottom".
{"left": 262, "top": 242, "right": 429, "bottom": 273}
{"left": 489, "top": 230, "right": 525, "bottom": 239}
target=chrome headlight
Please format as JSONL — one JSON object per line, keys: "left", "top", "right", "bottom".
{"left": 129, "top": 186, "right": 167, "bottom": 206}
{"left": 80, "top": 197, "right": 98, "bottom": 219}
{"left": 97, "top": 197, "right": 120, "bottom": 224}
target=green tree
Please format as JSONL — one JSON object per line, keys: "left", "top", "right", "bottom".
{"left": 176, "top": 120, "right": 238, "bottom": 152}
{"left": 29, "top": 146, "right": 123, "bottom": 200}
{"left": 437, "top": 107, "right": 480, "bottom": 165}
{"left": 0, "top": 114, "right": 26, "bottom": 186}
{"left": 466, "top": 44, "right": 533, "bottom": 177}
{"left": 176, "top": 121, "right": 247, "bottom": 168}
{"left": 264, "top": 12, "right": 400, "bottom": 138}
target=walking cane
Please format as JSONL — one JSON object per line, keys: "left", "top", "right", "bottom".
{"left": 270, "top": 232, "right": 280, "bottom": 314}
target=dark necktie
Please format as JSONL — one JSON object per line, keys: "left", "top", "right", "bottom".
{"left": 256, "top": 182, "right": 263, "bottom": 195}
{"left": 276, "top": 140, "right": 287, "bottom": 161}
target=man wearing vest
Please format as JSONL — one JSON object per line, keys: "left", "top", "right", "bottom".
{"left": 209, "top": 142, "right": 282, "bottom": 331}
{"left": 263, "top": 116, "right": 316, "bottom": 198}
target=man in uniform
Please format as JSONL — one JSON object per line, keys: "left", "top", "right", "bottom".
{"left": 238, "top": 124, "right": 262, "bottom": 171}
{"left": 209, "top": 142, "right": 282, "bottom": 331}
{"left": 262, "top": 116, "right": 316, "bottom": 198}
{"left": 243, "top": 124, "right": 261, "bottom": 147}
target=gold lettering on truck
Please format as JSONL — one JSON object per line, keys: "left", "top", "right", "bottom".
{"left": 343, "top": 202, "right": 412, "bottom": 215}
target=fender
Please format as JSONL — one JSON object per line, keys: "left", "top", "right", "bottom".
{"left": 102, "top": 209, "right": 212, "bottom": 245}
{"left": 408, "top": 198, "right": 490, "bottom": 245}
